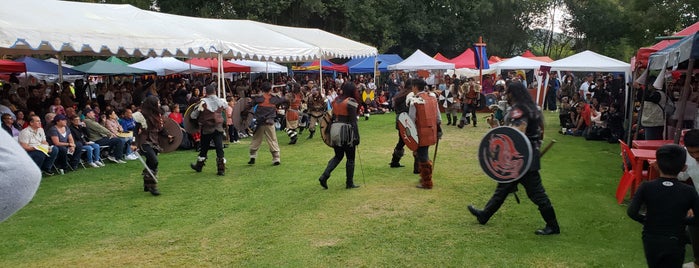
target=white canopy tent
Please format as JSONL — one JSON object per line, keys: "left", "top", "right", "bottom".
{"left": 229, "top": 59, "right": 288, "bottom": 73}
{"left": 0, "top": 0, "right": 377, "bottom": 61}
{"left": 545, "top": 50, "right": 631, "bottom": 109}
{"left": 492, "top": 56, "right": 549, "bottom": 105}
{"left": 0, "top": 0, "right": 376, "bottom": 95}
{"left": 492, "top": 56, "right": 547, "bottom": 71}
{"left": 388, "top": 49, "right": 455, "bottom": 71}
{"left": 129, "top": 57, "right": 210, "bottom": 76}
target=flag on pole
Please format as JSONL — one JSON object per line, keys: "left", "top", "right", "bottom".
{"left": 473, "top": 45, "right": 490, "bottom": 69}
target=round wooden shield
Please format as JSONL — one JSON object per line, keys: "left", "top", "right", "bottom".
{"left": 159, "top": 117, "right": 183, "bottom": 153}
{"left": 398, "top": 112, "right": 419, "bottom": 151}
{"left": 232, "top": 97, "right": 252, "bottom": 132}
{"left": 319, "top": 111, "right": 333, "bottom": 147}
{"left": 182, "top": 102, "right": 200, "bottom": 135}
{"left": 478, "top": 126, "right": 533, "bottom": 183}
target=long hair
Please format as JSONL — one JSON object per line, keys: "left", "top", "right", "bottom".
{"left": 506, "top": 81, "right": 535, "bottom": 106}
{"left": 141, "top": 96, "right": 162, "bottom": 118}
{"left": 340, "top": 82, "right": 356, "bottom": 99}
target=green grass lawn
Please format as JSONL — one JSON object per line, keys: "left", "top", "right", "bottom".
{"left": 0, "top": 111, "right": 649, "bottom": 267}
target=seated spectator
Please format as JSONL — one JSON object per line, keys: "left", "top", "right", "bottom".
{"left": 558, "top": 96, "right": 573, "bottom": 131}
{"left": 49, "top": 97, "right": 65, "bottom": 116}
{"left": 119, "top": 108, "right": 136, "bottom": 132}
{"left": 43, "top": 112, "right": 56, "bottom": 131}
{"left": 15, "top": 110, "right": 27, "bottom": 129}
{"left": 69, "top": 115, "right": 103, "bottom": 168}
{"left": 47, "top": 114, "right": 82, "bottom": 171}
{"left": 2, "top": 113, "right": 21, "bottom": 140}
{"left": 104, "top": 109, "right": 137, "bottom": 160}
{"left": 567, "top": 100, "right": 590, "bottom": 136}
{"left": 83, "top": 108, "right": 126, "bottom": 164}
{"left": 18, "top": 115, "right": 59, "bottom": 176}
{"left": 168, "top": 104, "right": 183, "bottom": 126}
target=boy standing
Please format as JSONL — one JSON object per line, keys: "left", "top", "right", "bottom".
{"left": 628, "top": 144, "right": 699, "bottom": 267}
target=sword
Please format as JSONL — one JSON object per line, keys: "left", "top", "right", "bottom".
{"left": 540, "top": 139, "right": 557, "bottom": 157}
{"left": 432, "top": 138, "right": 439, "bottom": 169}
{"left": 134, "top": 151, "right": 158, "bottom": 183}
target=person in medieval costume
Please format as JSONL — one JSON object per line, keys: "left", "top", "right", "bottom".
{"left": 459, "top": 78, "right": 481, "bottom": 128}
{"left": 189, "top": 83, "right": 227, "bottom": 176}
{"left": 132, "top": 96, "right": 173, "bottom": 196}
{"left": 284, "top": 83, "right": 304, "bottom": 144}
{"left": 442, "top": 78, "right": 460, "bottom": 126}
{"left": 247, "top": 82, "right": 284, "bottom": 165}
{"left": 305, "top": 87, "right": 327, "bottom": 140}
{"left": 318, "top": 82, "right": 361, "bottom": 189}
{"left": 405, "top": 78, "right": 442, "bottom": 189}
{"left": 389, "top": 79, "right": 413, "bottom": 168}
{"left": 467, "top": 81, "right": 560, "bottom": 235}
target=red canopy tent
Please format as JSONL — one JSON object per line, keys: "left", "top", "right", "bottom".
{"left": 449, "top": 48, "right": 477, "bottom": 69}
{"left": 433, "top": 52, "right": 451, "bottom": 62}
{"left": 0, "top": 59, "right": 26, "bottom": 73}
{"left": 186, "top": 58, "right": 250, "bottom": 73}
{"left": 634, "top": 21, "right": 699, "bottom": 70}
{"left": 520, "top": 50, "right": 554, "bottom": 63}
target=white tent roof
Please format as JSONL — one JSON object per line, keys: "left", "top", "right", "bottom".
{"left": 388, "top": 49, "right": 455, "bottom": 71}
{"left": 129, "top": 57, "right": 210, "bottom": 76}
{"left": 492, "top": 56, "right": 547, "bottom": 70}
{"left": 44, "top": 58, "right": 73, "bottom": 68}
{"left": 0, "top": 0, "right": 377, "bottom": 62}
{"left": 545, "top": 50, "right": 630, "bottom": 72}
{"left": 230, "top": 60, "right": 288, "bottom": 73}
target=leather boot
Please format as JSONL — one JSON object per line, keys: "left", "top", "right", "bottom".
{"left": 143, "top": 172, "right": 160, "bottom": 196}
{"left": 416, "top": 161, "right": 433, "bottom": 189}
{"left": 413, "top": 158, "right": 420, "bottom": 174}
{"left": 389, "top": 148, "right": 404, "bottom": 168}
{"left": 216, "top": 157, "right": 226, "bottom": 176}
{"left": 535, "top": 206, "right": 560, "bottom": 235}
{"left": 346, "top": 162, "right": 359, "bottom": 189}
{"left": 458, "top": 118, "right": 465, "bottom": 129}
{"left": 286, "top": 128, "right": 298, "bottom": 144}
{"left": 190, "top": 157, "right": 206, "bottom": 172}
{"left": 446, "top": 114, "right": 452, "bottom": 126}
{"left": 468, "top": 189, "right": 506, "bottom": 224}
{"left": 307, "top": 130, "right": 315, "bottom": 140}
{"left": 319, "top": 173, "right": 329, "bottom": 189}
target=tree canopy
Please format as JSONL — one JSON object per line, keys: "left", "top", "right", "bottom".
{"left": 73, "top": 0, "right": 698, "bottom": 61}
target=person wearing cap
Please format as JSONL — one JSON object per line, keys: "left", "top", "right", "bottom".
{"left": 83, "top": 107, "right": 127, "bottom": 164}
{"left": 246, "top": 82, "right": 284, "bottom": 166}
{"left": 189, "top": 83, "right": 228, "bottom": 176}
{"left": 18, "top": 115, "right": 59, "bottom": 176}
{"left": 47, "top": 114, "right": 83, "bottom": 171}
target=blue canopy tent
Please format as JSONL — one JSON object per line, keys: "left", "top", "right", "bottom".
{"left": 16, "top": 56, "right": 83, "bottom": 75}
{"left": 15, "top": 56, "right": 84, "bottom": 82}
{"left": 347, "top": 54, "right": 403, "bottom": 73}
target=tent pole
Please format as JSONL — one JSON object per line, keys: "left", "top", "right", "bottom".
{"left": 57, "top": 52, "right": 64, "bottom": 85}
{"left": 218, "top": 53, "right": 224, "bottom": 97}
{"left": 319, "top": 52, "right": 324, "bottom": 96}
{"left": 626, "top": 71, "right": 638, "bottom": 145}
{"left": 673, "top": 59, "right": 695, "bottom": 143}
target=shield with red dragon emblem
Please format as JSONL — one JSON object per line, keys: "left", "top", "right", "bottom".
{"left": 478, "top": 126, "right": 533, "bottom": 183}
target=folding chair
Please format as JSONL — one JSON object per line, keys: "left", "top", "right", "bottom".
{"left": 615, "top": 139, "right": 649, "bottom": 204}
